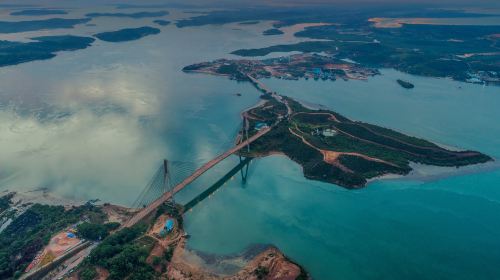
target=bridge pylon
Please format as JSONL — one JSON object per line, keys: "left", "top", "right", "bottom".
{"left": 237, "top": 115, "right": 253, "bottom": 183}
{"left": 239, "top": 115, "right": 251, "bottom": 153}
{"left": 163, "top": 159, "right": 175, "bottom": 204}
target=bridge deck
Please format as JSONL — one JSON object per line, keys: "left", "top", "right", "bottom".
{"left": 123, "top": 127, "right": 271, "bottom": 227}
{"left": 247, "top": 75, "right": 292, "bottom": 116}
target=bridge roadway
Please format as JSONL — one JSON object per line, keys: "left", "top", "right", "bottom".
{"left": 123, "top": 126, "right": 272, "bottom": 228}
{"left": 247, "top": 75, "right": 292, "bottom": 116}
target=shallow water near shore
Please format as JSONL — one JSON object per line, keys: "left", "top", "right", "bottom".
{"left": 184, "top": 70, "right": 500, "bottom": 280}
{"left": 0, "top": 7, "right": 500, "bottom": 280}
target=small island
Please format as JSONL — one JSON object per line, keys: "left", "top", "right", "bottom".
{"left": 10, "top": 9, "right": 68, "bottom": 16}
{"left": 263, "top": 28, "right": 284, "bottom": 35}
{"left": 153, "top": 19, "right": 170, "bottom": 26}
{"left": 397, "top": 79, "right": 415, "bottom": 89}
{"left": 85, "top": 11, "right": 168, "bottom": 18}
{"left": 94, "top": 26, "right": 160, "bottom": 42}
{"left": 239, "top": 21, "right": 260, "bottom": 25}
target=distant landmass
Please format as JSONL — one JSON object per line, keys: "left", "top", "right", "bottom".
{"left": 231, "top": 40, "right": 334, "bottom": 57}
{"left": 10, "top": 9, "right": 68, "bottom": 16}
{"left": 0, "top": 4, "right": 36, "bottom": 8}
{"left": 183, "top": 53, "right": 379, "bottom": 82}
{"left": 239, "top": 21, "right": 260, "bottom": 25}
{"left": 263, "top": 28, "right": 284, "bottom": 35}
{"left": 94, "top": 26, "right": 161, "bottom": 42}
{"left": 115, "top": 3, "right": 193, "bottom": 9}
{"left": 0, "top": 18, "right": 91, "bottom": 33}
{"left": 85, "top": 11, "right": 168, "bottom": 18}
{"left": 175, "top": 7, "right": 496, "bottom": 28}
{"left": 153, "top": 19, "right": 171, "bottom": 26}
{"left": 0, "top": 35, "right": 95, "bottom": 67}
{"left": 176, "top": 8, "right": 499, "bottom": 85}
{"left": 231, "top": 24, "right": 500, "bottom": 84}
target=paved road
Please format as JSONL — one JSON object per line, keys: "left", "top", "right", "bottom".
{"left": 247, "top": 75, "right": 292, "bottom": 116}
{"left": 49, "top": 243, "right": 97, "bottom": 280}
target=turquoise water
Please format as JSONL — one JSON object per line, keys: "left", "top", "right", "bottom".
{"left": 183, "top": 71, "right": 500, "bottom": 279}
{"left": 184, "top": 157, "right": 500, "bottom": 280}
{"left": 0, "top": 6, "right": 499, "bottom": 279}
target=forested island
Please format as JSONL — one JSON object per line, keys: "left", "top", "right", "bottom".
{"left": 0, "top": 18, "right": 90, "bottom": 33}
{"left": 153, "top": 20, "right": 170, "bottom": 26}
{"left": 397, "top": 79, "right": 415, "bottom": 89}
{"left": 94, "top": 27, "right": 161, "bottom": 42}
{"left": 85, "top": 11, "right": 168, "bottom": 18}
{"left": 239, "top": 21, "right": 260, "bottom": 25}
{"left": 0, "top": 35, "right": 95, "bottom": 67}
{"left": 10, "top": 9, "right": 68, "bottom": 16}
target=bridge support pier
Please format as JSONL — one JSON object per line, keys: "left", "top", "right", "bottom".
{"left": 238, "top": 155, "right": 251, "bottom": 183}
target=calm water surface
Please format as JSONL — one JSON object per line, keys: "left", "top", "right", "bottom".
{"left": 185, "top": 71, "right": 500, "bottom": 280}
{"left": 0, "top": 7, "right": 499, "bottom": 280}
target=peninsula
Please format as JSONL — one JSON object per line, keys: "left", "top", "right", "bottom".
{"left": 184, "top": 61, "right": 493, "bottom": 188}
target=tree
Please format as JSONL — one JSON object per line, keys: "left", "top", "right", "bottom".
{"left": 80, "top": 267, "right": 97, "bottom": 280}
{"left": 77, "top": 222, "right": 120, "bottom": 241}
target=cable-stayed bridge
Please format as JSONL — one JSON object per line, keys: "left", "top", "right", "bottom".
{"left": 122, "top": 120, "right": 271, "bottom": 228}
{"left": 123, "top": 75, "right": 292, "bottom": 228}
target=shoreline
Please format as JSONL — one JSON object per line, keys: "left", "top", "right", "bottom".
{"left": 249, "top": 153, "right": 498, "bottom": 188}
{"left": 396, "top": 159, "right": 499, "bottom": 182}
{"left": 2, "top": 188, "right": 85, "bottom": 208}
{"left": 0, "top": 188, "right": 309, "bottom": 280}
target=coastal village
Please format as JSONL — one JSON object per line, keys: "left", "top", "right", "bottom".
{"left": 183, "top": 53, "right": 380, "bottom": 82}
{"left": 465, "top": 70, "right": 500, "bottom": 85}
